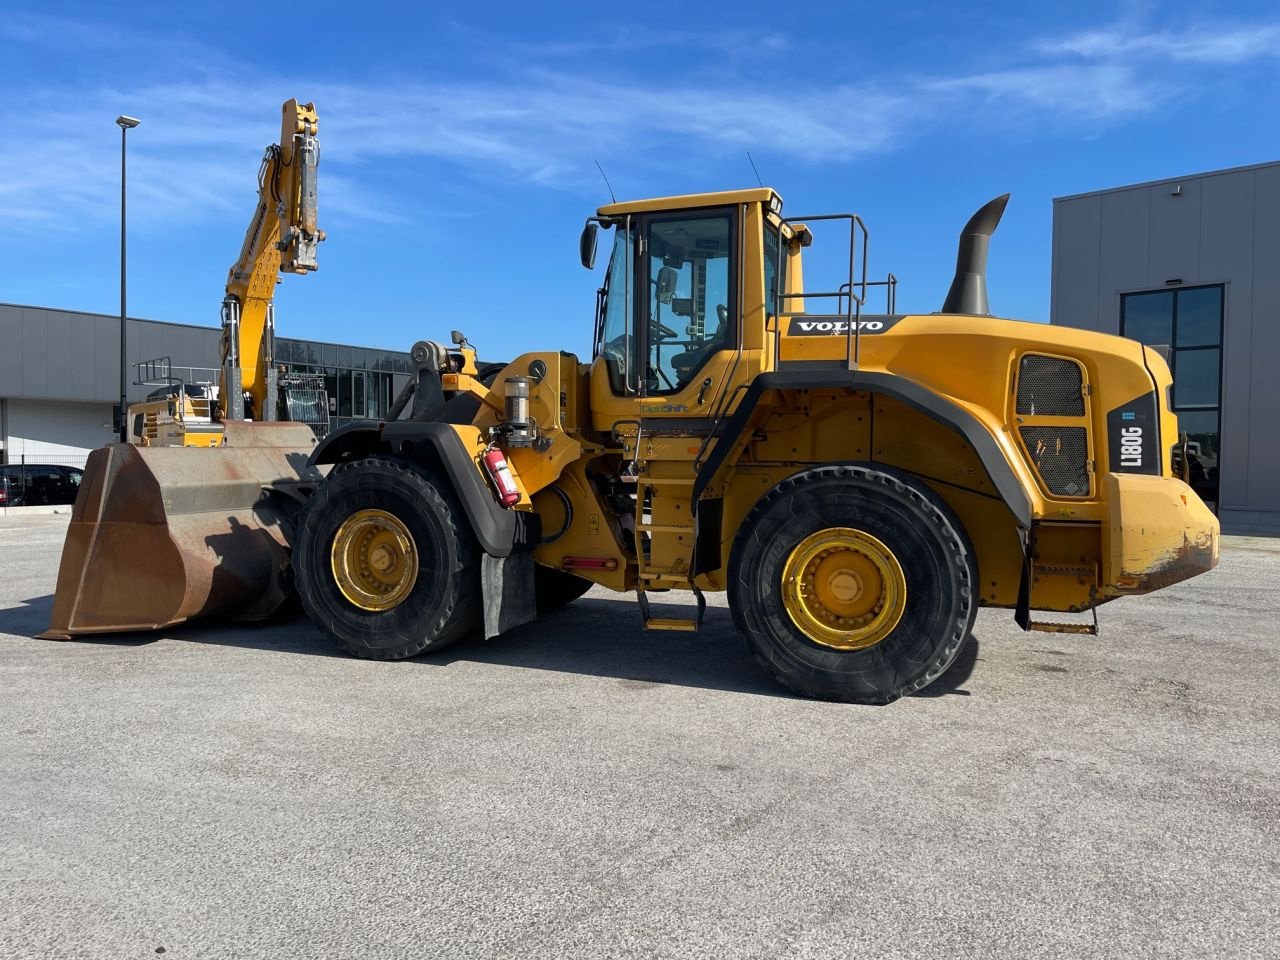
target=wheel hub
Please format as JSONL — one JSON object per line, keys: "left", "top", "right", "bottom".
{"left": 331, "top": 508, "right": 419, "bottom": 612}
{"left": 369, "top": 544, "right": 396, "bottom": 575}
{"left": 827, "top": 568, "right": 864, "bottom": 604}
{"left": 781, "top": 527, "right": 907, "bottom": 650}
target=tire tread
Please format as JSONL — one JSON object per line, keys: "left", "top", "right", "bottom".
{"left": 728, "top": 463, "right": 975, "bottom": 704}
{"left": 295, "top": 456, "right": 480, "bottom": 660}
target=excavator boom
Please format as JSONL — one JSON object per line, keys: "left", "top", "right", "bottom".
{"left": 221, "top": 98, "right": 324, "bottom": 422}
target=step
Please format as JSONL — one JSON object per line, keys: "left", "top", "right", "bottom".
{"left": 638, "top": 572, "right": 695, "bottom": 589}
{"left": 636, "top": 476, "right": 696, "bottom": 487}
{"left": 636, "top": 587, "right": 707, "bottom": 635}
{"left": 643, "top": 617, "right": 700, "bottom": 632}
{"left": 1017, "top": 558, "right": 1100, "bottom": 636}
{"left": 1026, "top": 620, "right": 1098, "bottom": 636}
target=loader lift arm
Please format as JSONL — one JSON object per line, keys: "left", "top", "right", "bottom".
{"left": 220, "top": 98, "right": 324, "bottom": 422}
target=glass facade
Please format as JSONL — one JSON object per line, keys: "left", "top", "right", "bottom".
{"left": 276, "top": 338, "right": 412, "bottom": 432}
{"left": 1121, "top": 285, "right": 1224, "bottom": 509}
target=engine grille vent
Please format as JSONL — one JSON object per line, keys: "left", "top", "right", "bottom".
{"left": 1020, "top": 427, "right": 1090, "bottom": 497}
{"left": 1017, "top": 355, "right": 1084, "bottom": 416}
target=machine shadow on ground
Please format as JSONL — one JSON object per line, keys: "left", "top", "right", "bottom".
{"left": 1, "top": 594, "right": 981, "bottom": 701}
{"left": 0, "top": 595, "right": 157, "bottom": 650}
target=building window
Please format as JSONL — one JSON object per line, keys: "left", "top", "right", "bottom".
{"left": 272, "top": 347, "right": 409, "bottom": 433}
{"left": 1121, "top": 285, "right": 1223, "bottom": 509}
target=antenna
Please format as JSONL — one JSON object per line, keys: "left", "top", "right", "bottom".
{"left": 746, "top": 151, "right": 764, "bottom": 188}
{"left": 593, "top": 160, "right": 617, "bottom": 204}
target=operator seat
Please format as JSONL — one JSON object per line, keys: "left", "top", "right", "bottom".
{"left": 670, "top": 304, "right": 729, "bottom": 386}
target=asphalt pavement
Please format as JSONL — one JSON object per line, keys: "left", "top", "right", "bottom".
{"left": 1, "top": 514, "right": 1277, "bottom": 959}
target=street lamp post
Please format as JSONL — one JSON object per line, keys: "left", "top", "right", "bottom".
{"left": 115, "top": 115, "right": 140, "bottom": 442}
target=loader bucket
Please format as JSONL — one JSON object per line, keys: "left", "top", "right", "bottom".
{"left": 39, "top": 421, "right": 322, "bottom": 639}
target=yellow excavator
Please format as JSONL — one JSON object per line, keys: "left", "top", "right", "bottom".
{"left": 42, "top": 161, "right": 1219, "bottom": 702}
{"left": 124, "top": 97, "right": 326, "bottom": 448}
{"left": 40, "top": 99, "right": 326, "bottom": 635}
{"left": 219, "top": 97, "right": 324, "bottom": 427}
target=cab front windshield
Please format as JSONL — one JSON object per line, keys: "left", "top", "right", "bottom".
{"left": 595, "top": 226, "right": 634, "bottom": 393}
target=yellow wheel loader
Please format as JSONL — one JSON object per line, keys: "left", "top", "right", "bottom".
{"left": 43, "top": 184, "right": 1219, "bottom": 704}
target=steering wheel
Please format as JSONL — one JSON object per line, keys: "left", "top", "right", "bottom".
{"left": 649, "top": 318, "right": 678, "bottom": 341}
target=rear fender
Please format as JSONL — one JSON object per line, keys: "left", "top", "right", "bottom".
{"left": 690, "top": 367, "right": 1032, "bottom": 576}
{"left": 694, "top": 368, "right": 1031, "bottom": 524}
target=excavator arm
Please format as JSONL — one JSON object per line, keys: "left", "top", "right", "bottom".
{"left": 220, "top": 98, "right": 324, "bottom": 421}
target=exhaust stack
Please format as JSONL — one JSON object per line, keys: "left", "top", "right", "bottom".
{"left": 941, "top": 193, "right": 1010, "bottom": 316}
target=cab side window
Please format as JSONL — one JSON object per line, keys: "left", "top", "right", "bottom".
{"left": 764, "top": 224, "right": 787, "bottom": 316}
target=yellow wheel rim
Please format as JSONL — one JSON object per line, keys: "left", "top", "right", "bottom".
{"left": 330, "top": 509, "right": 419, "bottom": 612}
{"left": 780, "top": 527, "right": 907, "bottom": 650}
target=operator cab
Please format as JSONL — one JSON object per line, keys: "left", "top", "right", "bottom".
{"left": 580, "top": 187, "right": 897, "bottom": 425}
{"left": 586, "top": 195, "right": 749, "bottom": 399}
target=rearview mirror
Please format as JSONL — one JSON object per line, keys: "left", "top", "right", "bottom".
{"left": 656, "top": 265, "right": 678, "bottom": 304}
{"left": 580, "top": 222, "right": 599, "bottom": 270}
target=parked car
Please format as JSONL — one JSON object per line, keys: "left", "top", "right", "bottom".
{"left": 0, "top": 464, "right": 84, "bottom": 507}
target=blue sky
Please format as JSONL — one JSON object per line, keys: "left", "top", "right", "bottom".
{"left": 2, "top": 1, "right": 1277, "bottom": 360}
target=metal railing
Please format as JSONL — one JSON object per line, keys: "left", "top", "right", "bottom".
{"left": 132, "top": 356, "right": 217, "bottom": 427}
{"left": 839, "top": 274, "right": 897, "bottom": 315}
{"left": 773, "top": 213, "right": 869, "bottom": 371}
{"left": 133, "top": 356, "right": 176, "bottom": 389}
{"left": 133, "top": 358, "right": 220, "bottom": 390}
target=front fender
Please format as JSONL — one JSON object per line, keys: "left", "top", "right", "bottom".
{"left": 309, "top": 420, "right": 538, "bottom": 557}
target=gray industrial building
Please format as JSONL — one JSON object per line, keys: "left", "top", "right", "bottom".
{"left": 0, "top": 302, "right": 412, "bottom": 468}
{"left": 1051, "top": 160, "right": 1280, "bottom": 535}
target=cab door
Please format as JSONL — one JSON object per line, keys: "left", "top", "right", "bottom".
{"left": 589, "top": 206, "right": 742, "bottom": 439}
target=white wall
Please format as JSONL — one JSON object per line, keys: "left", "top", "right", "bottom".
{"left": 2, "top": 398, "right": 116, "bottom": 467}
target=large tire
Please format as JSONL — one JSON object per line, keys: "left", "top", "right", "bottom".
{"left": 728, "top": 463, "right": 975, "bottom": 704}
{"left": 534, "top": 566, "right": 593, "bottom": 615}
{"left": 295, "top": 457, "right": 480, "bottom": 659}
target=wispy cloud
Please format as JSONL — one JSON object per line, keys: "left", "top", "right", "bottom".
{"left": 1039, "top": 23, "right": 1280, "bottom": 63}
{"left": 924, "top": 63, "right": 1166, "bottom": 123}
{"left": 452, "top": 22, "right": 791, "bottom": 58}
{"left": 0, "top": 11, "right": 1276, "bottom": 233}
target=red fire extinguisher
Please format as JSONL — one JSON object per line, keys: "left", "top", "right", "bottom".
{"left": 481, "top": 446, "right": 520, "bottom": 508}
